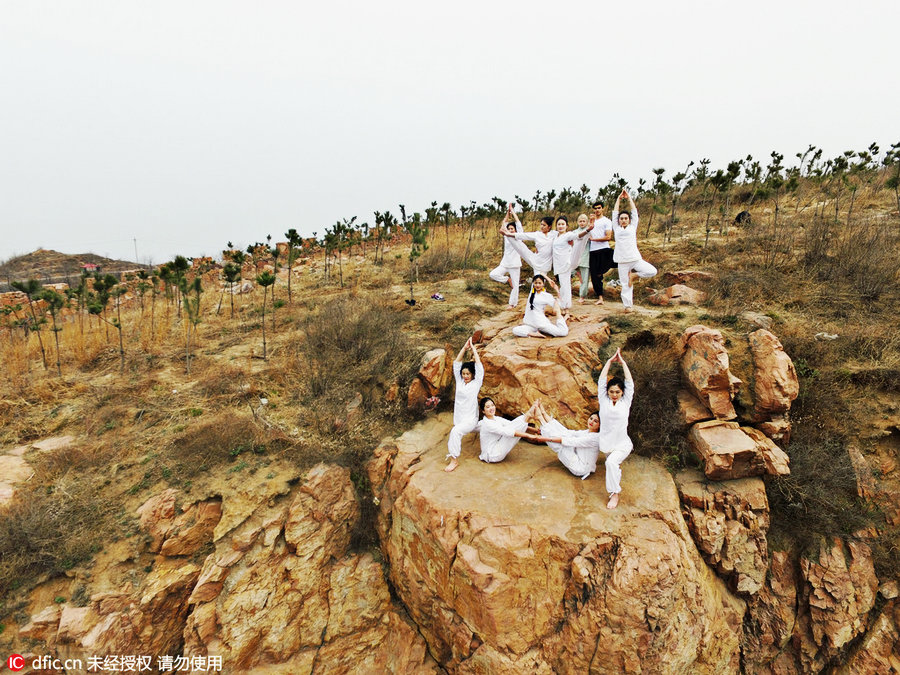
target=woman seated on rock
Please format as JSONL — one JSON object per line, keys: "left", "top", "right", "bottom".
{"left": 524, "top": 400, "right": 600, "bottom": 480}
{"left": 511, "top": 274, "right": 568, "bottom": 338}
{"left": 597, "top": 348, "right": 635, "bottom": 509}
{"left": 477, "top": 398, "right": 539, "bottom": 463}
{"left": 445, "top": 337, "right": 484, "bottom": 473}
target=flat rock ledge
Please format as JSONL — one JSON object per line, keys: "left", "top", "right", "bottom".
{"left": 368, "top": 413, "right": 746, "bottom": 674}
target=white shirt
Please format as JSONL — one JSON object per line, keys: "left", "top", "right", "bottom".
{"left": 516, "top": 230, "right": 555, "bottom": 272}
{"left": 597, "top": 378, "right": 634, "bottom": 451}
{"left": 499, "top": 219, "right": 524, "bottom": 268}
{"left": 611, "top": 209, "right": 641, "bottom": 263}
{"left": 589, "top": 217, "right": 614, "bottom": 252}
{"left": 478, "top": 416, "right": 520, "bottom": 459}
{"left": 452, "top": 361, "right": 484, "bottom": 426}
{"left": 522, "top": 289, "right": 555, "bottom": 326}
{"left": 551, "top": 230, "right": 581, "bottom": 274}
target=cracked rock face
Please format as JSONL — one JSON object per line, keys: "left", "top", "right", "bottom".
{"left": 681, "top": 325, "right": 742, "bottom": 421}
{"left": 368, "top": 414, "right": 745, "bottom": 673}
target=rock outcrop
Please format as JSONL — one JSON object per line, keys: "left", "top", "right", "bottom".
{"left": 675, "top": 469, "right": 770, "bottom": 595}
{"left": 408, "top": 347, "right": 453, "bottom": 411}
{"left": 368, "top": 413, "right": 745, "bottom": 673}
{"left": 17, "top": 464, "right": 436, "bottom": 674}
{"left": 745, "top": 329, "right": 799, "bottom": 443}
{"left": 688, "top": 419, "right": 790, "bottom": 479}
{"left": 478, "top": 317, "right": 611, "bottom": 428}
{"left": 649, "top": 283, "right": 708, "bottom": 306}
{"left": 681, "top": 325, "right": 742, "bottom": 420}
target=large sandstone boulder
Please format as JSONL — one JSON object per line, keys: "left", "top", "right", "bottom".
{"left": 649, "top": 283, "right": 708, "bottom": 306}
{"left": 368, "top": 414, "right": 746, "bottom": 673}
{"left": 17, "top": 464, "right": 436, "bottom": 674}
{"left": 748, "top": 329, "right": 799, "bottom": 416}
{"left": 408, "top": 347, "right": 453, "bottom": 411}
{"left": 478, "top": 318, "right": 611, "bottom": 429}
{"left": 689, "top": 419, "right": 790, "bottom": 479}
{"left": 741, "top": 550, "right": 800, "bottom": 673}
{"left": 675, "top": 469, "right": 769, "bottom": 595}
{"left": 663, "top": 270, "right": 714, "bottom": 285}
{"left": 677, "top": 389, "right": 713, "bottom": 428}
{"left": 681, "top": 325, "right": 742, "bottom": 420}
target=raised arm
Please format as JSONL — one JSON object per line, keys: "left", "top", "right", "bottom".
{"left": 454, "top": 338, "right": 470, "bottom": 362}
{"left": 597, "top": 354, "right": 614, "bottom": 400}
{"left": 470, "top": 339, "right": 482, "bottom": 366}
{"left": 471, "top": 339, "right": 485, "bottom": 382}
{"left": 510, "top": 204, "right": 523, "bottom": 232}
{"left": 616, "top": 348, "right": 633, "bottom": 384}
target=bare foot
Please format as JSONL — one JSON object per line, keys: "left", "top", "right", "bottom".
{"left": 622, "top": 307, "right": 634, "bottom": 314}
{"left": 507, "top": 304, "right": 516, "bottom": 310}
{"left": 445, "top": 458, "right": 459, "bottom": 472}
{"left": 607, "top": 493, "right": 619, "bottom": 509}
{"left": 595, "top": 297, "right": 604, "bottom": 305}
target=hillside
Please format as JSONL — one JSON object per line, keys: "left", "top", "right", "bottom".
{"left": 0, "top": 249, "right": 144, "bottom": 290}
{"left": 1, "top": 156, "right": 899, "bottom": 672}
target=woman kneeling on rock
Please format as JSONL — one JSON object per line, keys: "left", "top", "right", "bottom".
{"left": 445, "top": 337, "right": 483, "bottom": 473}
{"left": 524, "top": 400, "right": 601, "bottom": 480}
{"left": 597, "top": 348, "right": 634, "bottom": 509}
{"left": 477, "top": 398, "right": 539, "bottom": 463}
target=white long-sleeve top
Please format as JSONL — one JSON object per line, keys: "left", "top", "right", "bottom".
{"left": 551, "top": 230, "right": 581, "bottom": 274}
{"left": 453, "top": 361, "right": 484, "bottom": 426}
{"left": 610, "top": 209, "right": 641, "bottom": 263}
{"left": 589, "top": 217, "right": 614, "bottom": 252}
{"left": 522, "top": 289, "right": 555, "bottom": 326}
{"left": 499, "top": 219, "right": 524, "bottom": 268}
{"left": 478, "top": 416, "right": 519, "bottom": 457}
{"left": 516, "top": 230, "right": 555, "bottom": 272}
{"left": 597, "top": 378, "right": 634, "bottom": 452}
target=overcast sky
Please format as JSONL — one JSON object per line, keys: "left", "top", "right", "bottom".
{"left": 2, "top": 0, "right": 897, "bottom": 265}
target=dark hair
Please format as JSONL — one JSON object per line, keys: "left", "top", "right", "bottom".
{"left": 607, "top": 376, "right": 625, "bottom": 392}
{"left": 505, "top": 221, "right": 517, "bottom": 231}
{"left": 540, "top": 216, "right": 554, "bottom": 228}
{"left": 529, "top": 274, "right": 546, "bottom": 310}
{"left": 461, "top": 361, "right": 475, "bottom": 377}
{"left": 555, "top": 216, "right": 568, "bottom": 226}
{"left": 592, "top": 200, "right": 604, "bottom": 208}
{"left": 617, "top": 211, "right": 632, "bottom": 224}
{"left": 479, "top": 397, "right": 494, "bottom": 413}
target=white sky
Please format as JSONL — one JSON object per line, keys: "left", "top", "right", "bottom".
{"left": 1, "top": 0, "right": 897, "bottom": 265}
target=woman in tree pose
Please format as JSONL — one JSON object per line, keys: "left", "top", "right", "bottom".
{"left": 511, "top": 274, "right": 569, "bottom": 338}
{"left": 445, "top": 337, "right": 484, "bottom": 473}
{"left": 477, "top": 398, "right": 539, "bottom": 463}
{"left": 597, "top": 348, "right": 635, "bottom": 509}
{"left": 550, "top": 215, "right": 593, "bottom": 311}
{"left": 611, "top": 189, "right": 657, "bottom": 312}
{"left": 525, "top": 400, "right": 601, "bottom": 480}
{"left": 489, "top": 203, "right": 524, "bottom": 309}
{"left": 500, "top": 216, "right": 555, "bottom": 277}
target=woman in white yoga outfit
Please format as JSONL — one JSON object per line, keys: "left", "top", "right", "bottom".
{"left": 489, "top": 204, "right": 524, "bottom": 308}
{"left": 550, "top": 216, "right": 593, "bottom": 311}
{"left": 512, "top": 275, "right": 569, "bottom": 338}
{"left": 477, "top": 398, "right": 539, "bottom": 463}
{"left": 597, "top": 348, "right": 634, "bottom": 509}
{"left": 611, "top": 189, "right": 657, "bottom": 312}
{"left": 526, "top": 400, "right": 601, "bottom": 480}
{"left": 445, "top": 337, "right": 484, "bottom": 473}
{"left": 500, "top": 216, "right": 555, "bottom": 277}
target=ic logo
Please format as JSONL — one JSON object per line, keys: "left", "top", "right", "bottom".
{"left": 7, "top": 654, "right": 26, "bottom": 671}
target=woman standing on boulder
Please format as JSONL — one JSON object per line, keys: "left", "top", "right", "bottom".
{"left": 477, "top": 398, "right": 539, "bottom": 463}
{"left": 489, "top": 203, "right": 524, "bottom": 309}
{"left": 597, "top": 348, "right": 635, "bottom": 509}
{"left": 511, "top": 274, "right": 569, "bottom": 338}
{"left": 611, "top": 189, "right": 657, "bottom": 312}
{"left": 445, "top": 337, "right": 484, "bottom": 472}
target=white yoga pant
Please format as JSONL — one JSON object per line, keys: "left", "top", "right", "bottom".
{"left": 557, "top": 271, "right": 574, "bottom": 309}
{"left": 480, "top": 415, "right": 529, "bottom": 463}
{"left": 506, "top": 238, "right": 551, "bottom": 277}
{"left": 617, "top": 259, "right": 658, "bottom": 307}
{"left": 512, "top": 315, "right": 568, "bottom": 338}
{"left": 603, "top": 446, "right": 632, "bottom": 494}
{"left": 447, "top": 419, "right": 479, "bottom": 459}
{"left": 541, "top": 420, "right": 599, "bottom": 479}
{"left": 489, "top": 265, "right": 522, "bottom": 306}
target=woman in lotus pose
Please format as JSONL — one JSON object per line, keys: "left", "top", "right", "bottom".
{"left": 445, "top": 337, "right": 484, "bottom": 472}
{"left": 526, "top": 400, "right": 601, "bottom": 480}
{"left": 511, "top": 274, "right": 568, "bottom": 338}
{"left": 611, "top": 189, "right": 657, "bottom": 312}
{"left": 597, "top": 348, "right": 635, "bottom": 509}
{"left": 477, "top": 398, "right": 539, "bottom": 463}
